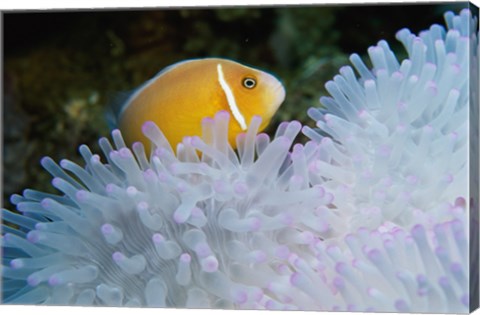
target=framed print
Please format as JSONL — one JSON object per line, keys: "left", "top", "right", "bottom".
{"left": 2, "top": 1, "right": 479, "bottom": 313}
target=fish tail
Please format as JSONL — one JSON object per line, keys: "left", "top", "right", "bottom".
{"left": 105, "top": 90, "right": 134, "bottom": 129}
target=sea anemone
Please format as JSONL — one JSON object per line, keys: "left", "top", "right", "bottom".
{"left": 299, "top": 8, "right": 477, "bottom": 312}
{"left": 1, "top": 8, "right": 477, "bottom": 313}
{"left": 2, "top": 112, "right": 337, "bottom": 308}
{"left": 303, "top": 9, "right": 475, "bottom": 231}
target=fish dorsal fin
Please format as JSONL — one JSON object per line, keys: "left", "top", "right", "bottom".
{"left": 107, "top": 59, "right": 202, "bottom": 128}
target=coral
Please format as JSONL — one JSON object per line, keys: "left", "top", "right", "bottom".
{"left": 2, "top": 9, "right": 477, "bottom": 313}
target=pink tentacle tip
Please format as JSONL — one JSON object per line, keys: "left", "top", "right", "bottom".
{"left": 409, "top": 75, "right": 419, "bottom": 83}
{"left": 182, "top": 136, "right": 192, "bottom": 145}
{"left": 40, "top": 198, "right": 52, "bottom": 209}
{"left": 10, "top": 259, "right": 23, "bottom": 269}
{"left": 40, "top": 156, "right": 51, "bottom": 165}
{"left": 190, "top": 136, "right": 203, "bottom": 147}
{"left": 450, "top": 262, "right": 462, "bottom": 273}
{"left": 201, "top": 117, "right": 214, "bottom": 124}
{"left": 176, "top": 183, "right": 187, "bottom": 193}
{"left": 215, "top": 110, "right": 230, "bottom": 120}
{"left": 236, "top": 132, "right": 246, "bottom": 142}
{"left": 213, "top": 180, "right": 227, "bottom": 193}
{"left": 281, "top": 213, "right": 294, "bottom": 226}
{"left": 251, "top": 250, "right": 267, "bottom": 263}
{"left": 101, "top": 224, "right": 113, "bottom": 235}
{"left": 397, "top": 101, "right": 407, "bottom": 111}
{"left": 157, "top": 171, "right": 168, "bottom": 182}
{"left": 233, "top": 182, "right": 248, "bottom": 195}
{"left": 2, "top": 233, "right": 12, "bottom": 242}
{"left": 169, "top": 163, "right": 179, "bottom": 174}
{"left": 51, "top": 177, "right": 62, "bottom": 187}
{"left": 48, "top": 275, "right": 61, "bottom": 286}
{"left": 454, "top": 197, "right": 466, "bottom": 208}
{"left": 438, "top": 276, "right": 449, "bottom": 287}
{"left": 383, "top": 239, "right": 394, "bottom": 249}
{"left": 335, "top": 262, "right": 347, "bottom": 274}
{"left": 141, "top": 121, "right": 156, "bottom": 133}
{"left": 289, "top": 272, "right": 301, "bottom": 285}
{"left": 265, "top": 300, "right": 276, "bottom": 310}
{"left": 287, "top": 253, "right": 299, "bottom": 265}
{"left": 411, "top": 224, "right": 424, "bottom": 236}
{"left": 289, "top": 120, "right": 301, "bottom": 129}
{"left": 451, "top": 63, "right": 461, "bottom": 74}
{"left": 326, "top": 244, "right": 339, "bottom": 253}
{"left": 320, "top": 137, "right": 333, "bottom": 145}
{"left": 443, "top": 173, "right": 454, "bottom": 183}
{"left": 191, "top": 207, "right": 203, "bottom": 217}
{"left": 26, "top": 231, "right": 40, "bottom": 243}
{"left": 112, "top": 251, "right": 124, "bottom": 262}
{"left": 357, "top": 109, "right": 367, "bottom": 118}
{"left": 313, "top": 185, "right": 325, "bottom": 198}
{"left": 105, "top": 183, "right": 115, "bottom": 193}
{"left": 201, "top": 255, "right": 218, "bottom": 272}
{"left": 256, "top": 132, "right": 270, "bottom": 141}
{"left": 277, "top": 121, "right": 289, "bottom": 130}
{"left": 143, "top": 169, "right": 156, "bottom": 180}
{"left": 251, "top": 288, "right": 264, "bottom": 302}
{"left": 395, "top": 299, "right": 409, "bottom": 311}
{"left": 119, "top": 147, "right": 132, "bottom": 158}
{"left": 423, "top": 124, "right": 433, "bottom": 133}
{"left": 152, "top": 233, "right": 164, "bottom": 243}
{"left": 173, "top": 211, "right": 188, "bottom": 224}
{"left": 367, "top": 248, "right": 381, "bottom": 261}
{"left": 91, "top": 154, "right": 101, "bottom": 163}
{"left": 251, "top": 114, "right": 262, "bottom": 121}
{"left": 333, "top": 277, "right": 345, "bottom": 289}
{"left": 27, "top": 275, "right": 40, "bottom": 287}
{"left": 308, "top": 161, "right": 320, "bottom": 173}
{"left": 277, "top": 136, "right": 291, "bottom": 149}
{"left": 109, "top": 151, "right": 119, "bottom": 159}
{"left": 126, "top": 185, "right": 137, "bottom": 194}
{"left": 59, "top": 159, "right": 69, "bottom": 169}
{"left": 132, "top": 142, "right": 143, "bottom": 150}
{"left": 180, "top": 253, "right": 191, "bottom": 263}
{"left": 275, "top": 245, "right": 290, "bottom": 259}
{"left": 249, "top": 217, "right": 262, "bottom": 231}
{"left": 233, "top": 290, "right": 248, "bottom": 304}
{"left": 291, "top": 143, "right": 303, "bottom": 155}
{"left": 195, "top": 243, "right": 211, "bottom": 257}
{"left": 137, "top": 201, "right": 149, "bottom": 212}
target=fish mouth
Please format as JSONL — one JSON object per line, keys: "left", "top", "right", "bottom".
{"left": 276, "top": 83, "right": 286, "bottom": 104}
{"left": 260, "top": 71, "right": 286, "bottom": 115}
{"left": 272, "top": 81, "right": 286, "bottom": 109}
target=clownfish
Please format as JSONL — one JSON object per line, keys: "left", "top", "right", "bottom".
{"left": 110, "top": 58, "right": 285, "bottom": 150}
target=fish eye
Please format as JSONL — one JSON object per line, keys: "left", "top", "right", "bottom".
{"left": 242, "top": 77, "right": 256, "bottom": 89}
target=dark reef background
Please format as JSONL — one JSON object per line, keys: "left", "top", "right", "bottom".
{"left": 2, "top": 2, "right": 471, "bottom": 208}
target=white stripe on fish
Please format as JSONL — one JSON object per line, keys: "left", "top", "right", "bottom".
{"left": 217, "top": 63, "right": 247, "bottom": 130}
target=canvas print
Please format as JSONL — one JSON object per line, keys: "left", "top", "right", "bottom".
{"left": 1, "top": 2, "right": 479, "bottom": 313}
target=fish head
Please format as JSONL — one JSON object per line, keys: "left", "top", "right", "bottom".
{"left": 220, "top": 60, "right": 286, "bottom": 131}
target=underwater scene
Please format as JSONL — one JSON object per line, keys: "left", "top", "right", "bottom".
{"left": 1, "top": 2, "right": 480, "bottom": 313}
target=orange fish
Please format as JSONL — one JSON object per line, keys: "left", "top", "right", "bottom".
{"left": 111, "top": 58, "right": 285, "bottom": 150}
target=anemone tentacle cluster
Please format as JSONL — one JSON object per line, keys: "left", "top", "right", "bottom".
{"left": 1, "top": 8, "right": 477, "bottom": 313}
{"left": 303, "top": 9, "right": 475, "bottom": 231}
{"left": 2, "top": 112, "right": 337, "bottom": 308}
